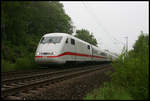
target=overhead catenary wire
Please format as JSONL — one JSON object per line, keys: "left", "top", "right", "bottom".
{"left": 82, "top": 2, "right": 125, "bottom": 47}
{"left": 81, "top": 3, "right": 114, "bottom": 48}
{"left": 82, "top": 2, "right": 124, "bottom": 45}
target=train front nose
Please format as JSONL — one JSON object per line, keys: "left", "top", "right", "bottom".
{"left": 34, "top": 36, "right": 64, "bottom": 65}
{"left": 35, "top": 56, "right": 55, "bottom": 64}
{"left": 35, "top": 52, "right": 65, "bottom": 65}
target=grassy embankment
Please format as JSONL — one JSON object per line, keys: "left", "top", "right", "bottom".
{"left": 84, "top": 33, "right": 149, "bottom": 100}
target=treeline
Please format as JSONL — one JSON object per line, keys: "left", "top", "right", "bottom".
{"left": 75, "top": 29, "right": 97, "bottom": 46}
{"left": 84, "top": 31, "right": 149, "bottom": 100}
{"left": 1, "top": 1, "right": 98, "bottom": 71}
{"left": 111, "top": 32, "right": 149, "bottom": 99}
{"left": 1, "top": 1, "right": 74, "bottom": 71}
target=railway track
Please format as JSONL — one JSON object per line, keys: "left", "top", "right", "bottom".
{"left": 2, "top": 64, "right": 95, "bottom": 80}
{"left": 1, "top": 64, "right": 112, "bottom": 100}
{"left": 2, "top": 67, "right": 69, "bottom": 80}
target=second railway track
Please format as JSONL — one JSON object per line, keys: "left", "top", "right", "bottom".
{"left": 1, "top": 64, "right": 112, "bottom": 100}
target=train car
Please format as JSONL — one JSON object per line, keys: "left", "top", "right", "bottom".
{"left": 35, "top": 33, "right": 112, "bottom": 65}
{"left": 104, "top": 50, "right": 118, "bottom": 61}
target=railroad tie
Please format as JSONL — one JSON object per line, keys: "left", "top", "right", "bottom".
{"left": 6, "top": 96, "right": 22, "bottom": 100}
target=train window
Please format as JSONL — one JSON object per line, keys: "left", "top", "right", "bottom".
{"left": 100, "top": 52, "right": 107, "bottom": 56}
{"left": 40, "top": 36, "right": 62, "bottom": 44}
{"left": 66, "top": 38, "right": 68, "bottom": 43}
{"left": 87, "top": 45, "right": 90, "bottom": 49}
{"left": 93, "top": 49, "right": 98, "bottom": 54}
{"left": 71, "top": 38, "right": 75, "bottom": 45}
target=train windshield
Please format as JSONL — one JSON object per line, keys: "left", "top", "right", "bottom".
{"left": 40, "top": 36, "right": 63, "bottom": 44}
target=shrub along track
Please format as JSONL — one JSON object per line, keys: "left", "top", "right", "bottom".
{"left": 1, "top": 64, "right": 113, "bottom": 100}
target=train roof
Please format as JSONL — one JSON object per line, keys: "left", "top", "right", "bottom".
{"left": 43, "top": 33, "right": 70, "bottom": 37}
{"left": 43, "top": 33, "right": 92, "bottom": 45}
{"left": 43, "top": 33, "right": 107, "bottom": 53}
{"left": 42, "top": 33, "right": 119, "bottom": 58}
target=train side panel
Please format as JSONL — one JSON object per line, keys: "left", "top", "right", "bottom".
{"left": 60, "top": 36, "right": 75, "bottom": 61}
{"left": 61, "top": 36, "right": 92, "bottom": 62}
{"left": 75, "top": 38, "right": 92, "bottom": 62}
{"left": 91, "top": 45, "right": 109, "bottom": 61}
{"left": 35, "top": 33, "right": 113, "bottom": 65}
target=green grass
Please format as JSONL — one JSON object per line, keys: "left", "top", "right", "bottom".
{"left": 1, "top": 55, "right": 39, "bottom": 72}
{"left": 84, "top": 82, "right": 133, "bottom": 100}
{"left": 1, "top": 59, "right": 16, "bottom": 72}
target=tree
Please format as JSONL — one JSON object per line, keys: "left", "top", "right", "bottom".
{"left": 111, "top": 31, "right": 149, "bottom": 99}
{"left": 74, "top": 29, "right": 98, "bottom": 46}
{"left": 133, "top": 31, "right": 149, "bottom": 56}
{"left": 1, "top": 1, "right": 74, "bottom": 70}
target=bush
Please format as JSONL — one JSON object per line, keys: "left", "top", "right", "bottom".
{"left": 1, "top": 59, "right": 16, "bottom": 72}
{"left": 15, "top": 54, "right": 39, "bottom": 70}
{"left": 2, "top": 54, "right": 39, "bottom": 72}
{"left": 84, "top": 82, "right": 133, "bottom": 100}
{"left": 84, "top": 33, "right": 149, "bottom": 100}
{"left": 111, "top": 33, "right": 149, "bottom": 99}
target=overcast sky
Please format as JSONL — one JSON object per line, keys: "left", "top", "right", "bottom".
{"left": 60, "top": 1, "right": 149, "bottom": 54}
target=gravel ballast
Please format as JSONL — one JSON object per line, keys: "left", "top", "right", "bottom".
{"left": 25, "top": 66, "right": 113, "bottom": 100}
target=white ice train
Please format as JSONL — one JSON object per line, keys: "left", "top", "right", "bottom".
{"left": 35, "top": 33, "right": 116, "bottom": 65}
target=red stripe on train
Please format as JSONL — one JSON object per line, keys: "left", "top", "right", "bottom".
{"left": 35, "top": 56, "right": 43, "bottom": 58}
{"left": 35, "top": 52, "right": 106, "bottom": 59}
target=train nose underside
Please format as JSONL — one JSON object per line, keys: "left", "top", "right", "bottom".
{"left": 35, "top": 41, "right": 65, "bottom": 65}
{"left": 35, "top": 56, "right": 65, "bottom": 65}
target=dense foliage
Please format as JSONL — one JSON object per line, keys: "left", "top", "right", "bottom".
{"left": 84, "top": 31, "right": 149, "bottom": 100}
{"left": 74, "top": 29, "right": 98, "bottom": 46}
{"left": 111, "top": 32, "right": 149, "bottom": 99}
{"left": 1, "top": 1, "right": 74, "bottom": 71}
{"left": 1, "top": 1, "right": 99, "bottom": 72}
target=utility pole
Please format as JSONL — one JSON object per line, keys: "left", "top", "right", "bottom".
{"left": 72, "top": 25, "right": 76, "bottom": 36}
{"left": 97, "top": 42, "right": 101, "bottom": 47}
{"left": 125, "top": 36, "right": 128, "bottom": 55}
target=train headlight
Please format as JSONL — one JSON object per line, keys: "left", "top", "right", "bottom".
{"left": 36, "top": 52, "right": 40, "bottom": 55}
{"left": 50, "top": 52, "right": 55, "bottom": 55}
